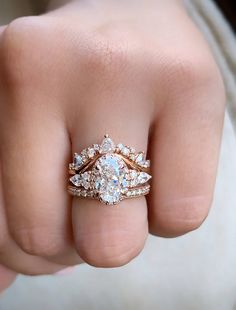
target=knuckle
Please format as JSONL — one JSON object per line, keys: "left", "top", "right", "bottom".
{"left": 82, "top": 36, "right": 130, "bottom": 77}
{"left": 174, "top": 56, "right": 210, "bottom": 83}
{"left": 161, "top": 50, "right": 226, "bottom": 114}
{"left": 167, "top": 51, "right": 224, "bottom": 92}
{"left": 149, "top": 195, "right": 211, "bottom": 238}
{"left": 0, "top": 17, "right": 45, "bottom": 89}
{"left": 13, "top": 227, "right": 65, "bottom": 257}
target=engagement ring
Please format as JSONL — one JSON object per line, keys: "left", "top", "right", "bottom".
{"left": 68, "top": 134, "right": 151, "bottom": 205}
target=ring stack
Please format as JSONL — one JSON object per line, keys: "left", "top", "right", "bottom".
{"left": 68, "top": 134, "right": 151, "bottom": 205}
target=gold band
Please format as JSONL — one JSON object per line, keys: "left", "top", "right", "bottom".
{"left": 68, "top": 184, "right": 150, "bottom": 201}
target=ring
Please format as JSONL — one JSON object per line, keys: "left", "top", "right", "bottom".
{"left": 68, "top": 134, "right": 151, "bottom": 205}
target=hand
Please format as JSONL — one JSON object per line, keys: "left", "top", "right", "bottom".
{"left": 0, "top": 0, "right": 225, "bottom": 278}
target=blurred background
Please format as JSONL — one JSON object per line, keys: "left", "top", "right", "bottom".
{"left": 215, "top": 0, "right": 236, "bottom": 31}
{"left": 0, "top": 1, "right": 236, "bottom": 309}
{"left": 0, "top": 0, "right": 236, "bottom": 29}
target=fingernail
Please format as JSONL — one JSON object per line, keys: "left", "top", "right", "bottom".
{"left": 54, "top": 267, "right": 75, "bottom": 276}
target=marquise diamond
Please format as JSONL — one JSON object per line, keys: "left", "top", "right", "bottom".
{"left": 73, "top": 153, "right": 83, "bottom": 168}
{"left": 135, "top": 152, "right": 145, "bottom": 165}
{"left": 70, "top": 174, "right": 82, "bottom": 187}
{"left": 128, "top": 170, "right": 151, "bottom": 187}
{"left": 137, "top": 172, "right": 152, "bottom": 184}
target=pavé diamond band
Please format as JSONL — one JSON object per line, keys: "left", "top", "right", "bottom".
{"left": 68, "top": 134, "right": 151, "bottom": 205}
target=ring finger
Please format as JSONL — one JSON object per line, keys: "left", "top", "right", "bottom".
{"left": 70, "top": 90, "right": 151, "bottom": 267}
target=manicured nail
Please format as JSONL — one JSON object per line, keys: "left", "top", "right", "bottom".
{"left": 54, "top": 267, "right": 75, "bottom": 276}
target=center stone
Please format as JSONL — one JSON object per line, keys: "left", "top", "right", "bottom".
{"left": 93, "top": 154, "right": 128, "bottom": 205}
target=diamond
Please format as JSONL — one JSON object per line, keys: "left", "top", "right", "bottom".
{"left": 81, "top": 149, "right": 88, "bottom": 157}
{"left": 70, "top": 174, "right": 82, "bottom": 187}
{"left": 143, "top": 160, "right": 150, "bottom": 168}
{"left": 121, "top": 147, "right": 130, "bottom": 156}
{"left": 129, "top": 154, "right": 136, "bottom": 161}
{"left": 93, "top": 144, "right": 100, "bottom": 151}
{"left": 81, "top": 171, "right": 91, "bottom": 189}
{"left": 121, "top": 187, "right": 128, "bottom": 194}
{"left": 135, "top": 152, "right": 145, "bottom": 165}
{"left": 130, "top": 170, "right": 138, "bottom": 179}
{"left": 92, "top": 154, "right": 128, "bottom": 205}
{"left": 128, "top": 170, "right": 151, "bottom": 187}
{"left": 137, "top": 172, "right": 152, "bottom": 184}
{"left": 130, "top": 147, "right": 135, "bottom": 153}
{"left": 137, "top": 189, "right": 142, "bottom": 195}
{"left": 69, "top": 163, "right": 75, "bottom": 170}
{"left": 100, "top": 137, "right": 115, "bottom": 154}
{"left": 81, "top": 190, "right": 87, "bottom": 197}
{"left": 130, "top": 179, "right": 137, "bottom": 187}
{"left": 73, "top": 153, "right": 83, "bottom": 168}
{"left": 117, "top": 143, "right": 124, "bottom": 152}
{"left": 87, "top": 148, "right": 96, "bottom": 158}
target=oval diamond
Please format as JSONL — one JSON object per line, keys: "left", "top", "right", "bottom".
{"left": 92, "top": 154, "right": 128, "bottom": 205}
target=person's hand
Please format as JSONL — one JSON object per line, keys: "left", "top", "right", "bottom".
{"left": 0, "top": 0, "right": 225, "bottom": 281}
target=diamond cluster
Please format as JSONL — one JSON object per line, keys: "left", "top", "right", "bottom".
{"left": 70, "top": 167, "right": 151, "bottom": 189}
{"left": 69, "top": 136, "right": 150, "bottom": 171}
{"left": 69, "top": 135, "right": 151, "bottom": 205}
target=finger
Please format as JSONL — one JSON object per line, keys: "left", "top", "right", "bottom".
{"left": 71, "top": 98, "right": 151, "bottom": 267}
{"left": 0, "top": 265, "right": 16, "bottom": 292}
{"left": 0, "top": 24, "right": 83, "bottom": 266}
{"left": 0, "top": 244, "right": 68, "bottom": 276}
{"left": 0, "top": 187, "right": 19, "bottom": 279}
{"left": 0, "top": 96, "right": 73, "bottom": 258}
{"left": 148, "top": 59, "right": 225, "bottom": 237}
{"left": 0, "top": 26, "right": 6, "bottom": 34}
{"left": 0, "top": 165, "right": 70, "bottom": 275}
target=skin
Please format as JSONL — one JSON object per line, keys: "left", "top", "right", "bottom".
{"left": 0, "top": 0, "right": 225, "bottom": 292}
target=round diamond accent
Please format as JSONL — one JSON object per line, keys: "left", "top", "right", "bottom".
{"left": 121, "top": 147, "right": 130, "bottom": 156}
{"left": 87, "top": 148, "right": 96, "bottom": 158}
